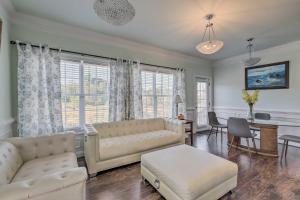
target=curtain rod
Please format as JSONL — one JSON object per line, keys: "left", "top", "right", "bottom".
{"left": 10, "top": 41, "right": 181, "bottom": 71}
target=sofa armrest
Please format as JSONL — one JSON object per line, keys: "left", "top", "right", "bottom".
{"left": 0, "top": 167, "right": 87, "bottom": 200}
{"left": 84, "top": 124, "right": 98, "bottom": 136}
{"left": 164, "top": 119, "right": 185, "bottom": 143}
{"left": 5, "top": 132, "right": 76, "bottom": 162}
{"left": 84, "top": 124, "right": 100, "bottom": 175}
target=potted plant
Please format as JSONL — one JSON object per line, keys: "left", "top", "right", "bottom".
{"left": 242, "top": 90, "right": 259, "bottom": 120}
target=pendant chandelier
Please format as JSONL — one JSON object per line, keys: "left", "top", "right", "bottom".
{"left": 196, "top": 14, "right": 224, "bottom": 55}
{"left": 93, "top": 0, "right": 135, "bottom": 26}
{"left": 243, "top": 38, "right": 261, "bottom": 66}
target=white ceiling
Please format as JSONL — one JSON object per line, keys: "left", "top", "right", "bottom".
{"left": 11, "top": 0, "right": 300, "bottom": 60}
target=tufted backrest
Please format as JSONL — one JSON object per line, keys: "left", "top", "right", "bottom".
{"left": 0, "top": 142, "right": 23, "bottom": 185}
{"left": 93, "top": 118, "right": 165, "bottom": 138}
{"left": 5, "top": 132, "right": 75, "bottom": 162}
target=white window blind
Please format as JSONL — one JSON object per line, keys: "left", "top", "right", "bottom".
{"left": 83, "top": 62, "right": 110, "bottom": 125}
{"left": 142, "top": 71, "right": 155, "bottom": 118}
{"left": 61, "top": 60, "right": 81, "bottom": 128}
{"left": 60, "top": 58, "right": 110, "bottom": 129}
{"left": 141, "top": 69, "right": 174, "bottom": 119}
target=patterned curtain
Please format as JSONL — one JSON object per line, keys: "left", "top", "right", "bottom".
{"left": 17, "top": 42, "right": 63, "bottom": 137}
{"left": 109, "top": 59, "right": 142, "bottom": 121}
{"left": 172, "top": 68, "right": 187, "bottom": 118}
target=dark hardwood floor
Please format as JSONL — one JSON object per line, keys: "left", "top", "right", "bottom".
{"left": 83, "top": 133, "right": 300, "bottom": 200}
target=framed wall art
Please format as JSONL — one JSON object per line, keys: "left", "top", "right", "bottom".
{"left": 245, "top": 61, "right": 289, "bottom": 90}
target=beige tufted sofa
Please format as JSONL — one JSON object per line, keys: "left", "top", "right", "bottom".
{"left": 0, "top": 132, "right": 87, "bottom": 200}
{"left": 84, "top": 118, "right": 185, "bottom": 176}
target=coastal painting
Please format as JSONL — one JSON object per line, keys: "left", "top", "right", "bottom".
{"left": 245, "top": 61, "right": 289, "bottom": 90}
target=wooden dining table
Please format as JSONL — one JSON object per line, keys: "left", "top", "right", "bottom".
{"left": 227, "top": 119, "right": 300, "bottom": 157}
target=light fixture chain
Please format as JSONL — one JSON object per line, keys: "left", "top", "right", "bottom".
{"left": 201, "top": 26, "right": 208, "bottom": 42}
{"left": 248, "top": 40, "right": 253, "bottom": 58}
{"left": 243, "top": 38, "right": 261, "bottom": 66}
{"left": 211, "top": 24, "right": 217, "bottom": 41}
{"left": 208, "top": 22, "right": 211, "bottom": 42}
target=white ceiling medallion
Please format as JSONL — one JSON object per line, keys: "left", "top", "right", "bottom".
{"left": 93, "top": 0, "right": 135, "bottom": 26}
{"left": 243, "top": 38, "right": 261, "bottom": 66}
{"left": 196, "top": 14, "right": 224, "bottom": 55}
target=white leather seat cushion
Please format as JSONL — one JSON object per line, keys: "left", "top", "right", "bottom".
{"left": 100, "top": 130, "right": 182, "bottom": 161}
{"left": 141, "top": 145, "right": 238, "bottom": 200}
{"left": 12, "top": 152, "right": 78, "bottom": 182}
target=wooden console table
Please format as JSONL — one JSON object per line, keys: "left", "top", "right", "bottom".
{"left": 183, "top": 120, "right": 194, "bottom": 146}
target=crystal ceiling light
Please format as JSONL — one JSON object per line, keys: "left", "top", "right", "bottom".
{"left": 93, "top": 0, "right": 135, "bottom": 26}
{"left": 243, "top": 38, "right": 261, "bottom": 66}
{"left": 196, "top": 14, "right": 224, "bottom": 55}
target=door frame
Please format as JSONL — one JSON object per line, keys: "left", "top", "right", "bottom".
{"left": 193, "top": 75, "right": 213, "bottom": 132}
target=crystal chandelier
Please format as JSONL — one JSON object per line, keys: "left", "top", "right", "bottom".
{"left": 196, "top": 14, "right": 224, "bottom": 55}
{"left": 93, "top": 0, "right": 135, "bottom": 26}
{"left": 243, "top": 38, "right": 261, "bottom": 66}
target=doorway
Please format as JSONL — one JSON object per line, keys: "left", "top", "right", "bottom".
{"left": 195, "top": 77, "right": 211, "bottom": 131}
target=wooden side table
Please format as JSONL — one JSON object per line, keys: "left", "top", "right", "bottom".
{"left": 183, "top": 120, "right": 194, "bottom": 146}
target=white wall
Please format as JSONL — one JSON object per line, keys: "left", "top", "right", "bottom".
{"left": 0, "top": 1, "right": 13, "bottom": 139}
{"left": 213, "top": 40, "right": 300, "bottom": 112}
{"left": 213, "top": 40, "right": 300, "bottom": 144}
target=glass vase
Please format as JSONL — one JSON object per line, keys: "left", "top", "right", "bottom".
{"left": 247, "top": 104, "right": 254, "bottom": 121}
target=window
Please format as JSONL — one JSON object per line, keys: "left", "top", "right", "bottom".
{"left": 196, "top": 79, "right": 209, "bottom": 128}
{"left": 141, "top": 69, "right": 174, "bottom": 119}
{"left": 61, "top": 60, "right": 80, "bottom": 128}
{"left": 60, "top": 58, "right": 110, "bottom": 129}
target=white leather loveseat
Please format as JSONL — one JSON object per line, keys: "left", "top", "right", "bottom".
{"left": 84, "top": 118, "right": 185, "bottom": 176}
{"left": 0, "top": 132, "right": 87, "bottom": 200}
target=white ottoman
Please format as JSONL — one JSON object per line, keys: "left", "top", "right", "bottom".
{"left": 141, "top": 145, "right": 238, "bottom": 200}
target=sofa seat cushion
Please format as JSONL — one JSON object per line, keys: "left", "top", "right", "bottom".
{"left": 100, "top": 130, "right": 182, "bottom": 161}
{"left": 141, "top": 145, "right": 238, "bottom": 200}
{"left": 0, "top": 142, "right": 23, "bottom": 185}
{"left": 12, "top": 152, "right": 78, "bottom": 182}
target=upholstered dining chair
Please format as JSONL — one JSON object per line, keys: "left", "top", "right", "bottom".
{"left": 255, "top": 113, "right": 271, "bottom": 120}
{"left": 227, "top": 117, "right": 257, "bottom": 157}
{"left": 251, "top": 113, "right": 271, "bottom": 133}
{"left": 207, "top": 112, "right": 227, "bottom": 141}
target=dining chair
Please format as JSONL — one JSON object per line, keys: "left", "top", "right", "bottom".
{"left": 279, "top": 135, "right": 300, "bottom": 162}
{"left": 227, "top": 117, "right": 257, "bottom": 157}
{"left": 207, "top": 112, "right": 227, "bottom": 141}
{"left": 251, "top": 113, "right": 271, "bottom": 133}
{"left": 255, "top": 113, "right": 271, "bottom": 120}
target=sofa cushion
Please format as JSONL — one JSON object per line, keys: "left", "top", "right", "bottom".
{"left": 94, "top": 118, "right": 165, "bottom": 138}
{"left": 0, "top": 142, "right": 23, "bottom": 185}
{"left": 12, "top": 152, "right": 78, "bottom": 182}
{"left": 99, "top": 130, "right": 182, "bottom": 161}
